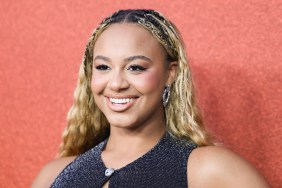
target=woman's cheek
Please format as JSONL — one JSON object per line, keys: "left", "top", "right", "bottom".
{"left": 133, "top": 71, "right": 163, "bottom": 92}
{"left": 91, "top": 74, "right": 107, "bottom": 94}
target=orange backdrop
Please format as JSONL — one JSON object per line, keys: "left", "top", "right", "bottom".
{"left": 0, "top": 0, "right": 281, "bottom": 187}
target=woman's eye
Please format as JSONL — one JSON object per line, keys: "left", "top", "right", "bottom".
{"left": 95, "top": 65, "right": 110, "bottom": 71}
{"left": 127, "top": 65, "right": 147, "bottom": 71}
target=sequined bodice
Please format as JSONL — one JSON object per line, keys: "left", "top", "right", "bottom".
{"left": 51, "top": 132, "right": 197, "bottom": 188}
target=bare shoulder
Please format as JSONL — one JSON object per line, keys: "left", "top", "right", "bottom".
{"left": 31, "top": 156, "right": 77, "bottom": 188}
{"left": 188, "top": 146, "right": 271, "bottom": 188}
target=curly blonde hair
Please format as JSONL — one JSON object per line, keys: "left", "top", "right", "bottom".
{"left": 58, "top": 9, "right": 214, "bottom": 157}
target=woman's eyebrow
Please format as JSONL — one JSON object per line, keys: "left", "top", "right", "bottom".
{"left": 93, "top": 55, "right": 111, "bottom": 62}
{"left": 125, "top": 55, "right": 152, "bottom": 62}
{"left": 93, "top": 55, "right": 152, "bottom": 63}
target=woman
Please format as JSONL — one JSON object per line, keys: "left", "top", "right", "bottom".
{"left": 32, "top": 9, "right": 270, "bottom": 187}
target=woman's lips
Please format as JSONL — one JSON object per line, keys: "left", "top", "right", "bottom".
{"left": 106, "top": 96, "right": 138, "bottom": 112}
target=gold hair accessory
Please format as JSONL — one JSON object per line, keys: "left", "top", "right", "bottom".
{"left": 137, "top": 15, "right": 177, "bottom": 59}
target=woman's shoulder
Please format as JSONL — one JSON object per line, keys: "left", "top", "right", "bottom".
{"left": 188, "top": 146, "right": 270, "bottom": 188}
{"left": 31, "top": 156, "right": 77, "bottom": 188}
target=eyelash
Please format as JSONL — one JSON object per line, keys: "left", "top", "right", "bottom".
{"left": 95, "top": 64, "right": 147, "bottom": 72}
{"left": 95, "top": 65, "right": 110, "bottom": 71}
{"left": 127, "top": 65, "right": 147, "bottom": 71}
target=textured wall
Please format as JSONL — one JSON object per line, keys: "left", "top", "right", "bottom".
{"left": 0, "top": 0, "right": 281, "bottom": 187}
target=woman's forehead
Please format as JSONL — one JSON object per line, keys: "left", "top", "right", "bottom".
{"left": 93, "top": 23, "right": 166, "bottom": 57}
{"left": 95, "top": 23, "right": 157, "bottom": 45}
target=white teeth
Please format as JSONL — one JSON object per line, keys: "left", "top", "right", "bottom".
{"left": 109, "top": 98, "right": 134, "bottom": 104}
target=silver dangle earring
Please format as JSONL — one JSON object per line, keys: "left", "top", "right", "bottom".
{"left": 162, "top": 85, "right": 171, "bottom": 107}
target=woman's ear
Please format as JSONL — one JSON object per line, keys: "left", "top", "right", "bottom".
{"left": 167, "top": 61, "right": 178, "bottom": 85}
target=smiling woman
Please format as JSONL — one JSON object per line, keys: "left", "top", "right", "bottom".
{"left": 92, "top": 23, "right": 173, "bottom": 129}
{"left": 31, "top": 9, "right": 270, "bottom": 188}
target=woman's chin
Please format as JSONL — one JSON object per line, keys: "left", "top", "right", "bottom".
{"left": 107, "top": 119, "right": 140, "bottom": 130}
{"left": 109, "top": 122, "right": 135, "bottom": 129}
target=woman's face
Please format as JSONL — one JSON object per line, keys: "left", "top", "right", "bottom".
{"left": 91, "top": 23, "right": 176, "bottom": 130}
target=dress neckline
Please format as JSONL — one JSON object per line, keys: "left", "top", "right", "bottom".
{"left": 97, "top": 132, "right": 169, "bottom": 172}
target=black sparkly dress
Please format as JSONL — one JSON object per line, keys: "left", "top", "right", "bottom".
{"left": 50, "top": 132, "right": 197, "bottom": 188}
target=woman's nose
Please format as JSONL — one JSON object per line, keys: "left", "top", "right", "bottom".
{"left": 108, "top": 70, "right": 129, "bottom": 91}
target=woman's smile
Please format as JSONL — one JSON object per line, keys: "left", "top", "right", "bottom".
{"left": 106, "top": 96, "right": 139, "bottom": 112}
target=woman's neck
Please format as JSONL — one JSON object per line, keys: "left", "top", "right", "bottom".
{"left": 106, "top": 123, "right": 166, "bottom": 153}
{"left": 101, "top": 124, "right": 166, "bottom": 169}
